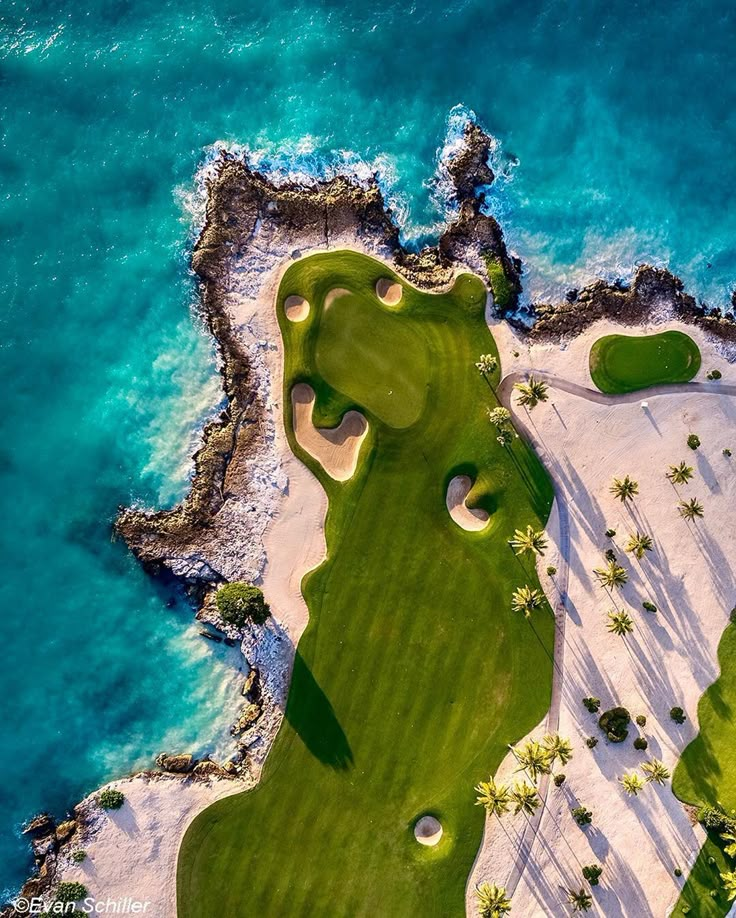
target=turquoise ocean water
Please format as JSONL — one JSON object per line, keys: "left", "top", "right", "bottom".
{"left": 1, "top": 0, "right": 736, "bottom": 897}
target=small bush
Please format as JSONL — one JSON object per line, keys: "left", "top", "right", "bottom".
{"left": 642, "top": 600, "right": 657, "bottom": 613}
{"left": 709, "top": 890, "right": 718, "bottom": 899}
{"left": 582, "top": 863, "right": 602, "bottom": 886}
{"left": 605, "top": 548, "right": 617, "bottom": 562}
{"left": 485, "top": 256, "right": 514, "bottom": 310}
{"left": 697, "top": 804, "right": 736, "bottom": 834}
{"left": 634, "top": 736, "right": 648, "bottom": 751}
{"left": 708, "top": 856, "right": 717, "bottom": 866}
{"left": 724, "top": 448, "right": 732, "bottom": 458}
{"left": 598, "top": 706, "right": 631, "bottom": 743}
{"left": 707, "top": 369, "right": 722, "bottom": 380}
{"left": 582, "top": 697, "right": 600, "bottom": 713}
{"left": 605, "top": 528, "right": 617, "bottom": 538}
{"left": 586, "top": 736, "right": 598, "bottom": 749}
{"left": 98, "top": 789, "right": 125, "bottom": 810}
{"left": 670, "top": 706, "right": 687, "bottom": 725}
{"left": 674, "top": 867, "right": 682, "bottom": 877}
{"left": 216, "top": 583, "right": 270, "bottom": 627}
{"left": 71, "top": 850, "right": 87, "bottom": 864}
{"left": 553, "top": 773, "right": 566, "bottom": 787}
{"left": 56, "top": 882, "right": 88, "bottom": 903}
{"left": 572, "top": 806, "right": 593, "bottom": 826}
{"left": 687, "top": 434, "right": 701, "bottom": 450}
{"left": 635, "top": 714, "right": 647, "bottom": 727}
{"left": 546, "top": 565, "right": 557, "bottom": 576}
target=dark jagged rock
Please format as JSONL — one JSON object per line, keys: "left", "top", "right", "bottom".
{"left": 445, "top": 120, "right": 495, "bottom": 201}
{"left": 156, "top": 752, "right": 196, "bottom": 773}
{"left": 192, "top": 759, "right": 233, "bottom": 779}
{"left": 22, "top": 814, "right": 54, "bottom": 838}
{"left": 528, "top": 264, "right": 736, "bottom": 348}
{"left": 241, "top": 667, "right": 261, "bottom": 702}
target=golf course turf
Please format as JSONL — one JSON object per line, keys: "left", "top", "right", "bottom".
{"left": 672, "top": 620, "right": 736, "bottom": 917}
{"left": 589, "top": 330, "right": 701, "bottom": 394}
{"left": 177, "top": 251, "right": 555, "bottom": 917}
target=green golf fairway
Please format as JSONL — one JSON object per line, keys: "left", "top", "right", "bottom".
{"left": 672, "top": 621, "right": 736, "bottom": 917}
{"left": 589, "top": 330, "right": 701, "bottom": 394}
{"left": 178, "top": 251, "right": 554, "bottom": 918}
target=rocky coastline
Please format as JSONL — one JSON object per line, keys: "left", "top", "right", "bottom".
{"left": 8, "top": 113, "right": 736, "bottom": 915}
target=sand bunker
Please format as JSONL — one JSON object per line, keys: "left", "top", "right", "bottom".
{"left": 414, "top": 815, "right": 443, "bottom": 846}
{"left": 324, "top": 287, "right": 351, "bottom": 310}
{"left": 284, "top": 295, "right": 310, "bottom": 322}
{"left": 446, "top": 475, "right": 489, "bottom": 531}
{"left": 291, "top": 383, "right": 368, "bottom": 481}
{"left": 375, "top": 277, "right": 403, "bottom": 306}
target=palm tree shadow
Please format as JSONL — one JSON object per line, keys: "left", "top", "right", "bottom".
{"left": 286, "top": 650, "right": 354, "bottom": 770}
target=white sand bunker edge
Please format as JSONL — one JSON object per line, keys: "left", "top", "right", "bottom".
{"left": 446, "top": 475, "right": 489, "bottom": 531}
{"left": 291, "top": 383, "right": 368, "bottom": 481}
{"left": 414, "top": 815, "right": 443, "bottom": 846}
{"left": 375, "top": 277, "right": 403, "bottom": 305}
{"left": 284, "top": 295, "right": 310, "bottom": 322}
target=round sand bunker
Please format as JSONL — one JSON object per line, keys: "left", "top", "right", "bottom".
{"left": 375, "top": 277, "right": 403, "bottom": 306}
{"left": 414, "top": 815, "right": 443, "bottom": 846}
{"left": 284, "top": 295, "right": 310, "bottom": 322}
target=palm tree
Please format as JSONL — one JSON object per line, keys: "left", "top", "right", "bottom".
{"left": 619, "top": 772, "right": 646, "bottom": 796}
{"left": 678, "top": 498, "right": 704, "bottom": 521}
{"left": 721, "top": 870, "right": 736, "bottom": 903}
{"left": 497, "top": 429, "right": 514, "bottom": 448}
{"left": 475, "top": 882, "right": 511, "bottom": 917}
{"left": 514, "top": 375, "right": 549, "bottom": 410}
{"left": 511, "top": 740, "right": 552, "bottom": 782}
{"left": 476, "top": 354, "right": 499, "bottom": 378}
{"left": 721, "top": 832, "right": 736, "bottom": 859}
{"left": 607, "top": 609, "right": 634, "bottom": 638}
{"left": 566, "top": 888, "right": 593, "bottom": 912}
{"left": 542, "top": 732, "right": 573, "bottom": 767}
{"left": 511, "top": 585, "right": 544, "bottom": 618}
{"left": 593, "top": 559, "right": 629, "bottom": 590}
{"left": 625, "top": 531, "right": 653, "bottom": 559}
{"left": 488, "top": 406, "right": 513, "bottom": 430}
{"left": 667, "top": 462, "right": 694, "bottom": 485}
{"left": 510, "top": 781, "right": 541, "bottom": 816}
{"left": 610, "top": 475, "right": 639, "bottom": 502}
{"left": 509, "top": 525, "right": 548, "bottom": 557}
{"left": 641, "top": 758, "right": 670, "bottom": 785}
{"left": 475, "top": 778, "right": 511, "bottom": 818}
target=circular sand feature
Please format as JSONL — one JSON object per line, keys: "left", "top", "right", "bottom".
{"left": 375, "top": 278, "right": 403, "bottom": 306}
{"left": 414, "top": 815, "right": 443, "bottom": 846}
{"left": 284, "top": 295, "right": 310, "bottom": 322}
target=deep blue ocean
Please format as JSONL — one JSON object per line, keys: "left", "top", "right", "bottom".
{"left": 1, "top": 0, "right": 736, "bottom": 897}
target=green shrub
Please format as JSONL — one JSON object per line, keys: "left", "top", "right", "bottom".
{"left": 71, "top": 850, "right": 87, "bottom": 864}
{"left": 582, "top": 697, "right": 600, "bottom": 713}
{"left": 688, "top": 434, "right": 701, "bottom": 450}
{"left": 698, "top": 805, "right": 736, "bottom": 834}
{"left": 553, "top": 773, "right": 566, "bottom": 787}
{"left": 485, "top": 256, "right": 514, "bottom": 310}
{"left": 582, "top": 863, "right": 602, "bottom": 886}
{"left": 642, "top": 600, "right": 657, "bottom": 613}
{"left": 98, "top": 789, "right": 125, "bottom": 810}
{"left": 605, "top": 528, "right": 617, "bottom": 538}
{"left": 707, "top": 369, "right": 722, "bottom": 380}
{"left": 56, "top": 882, "right": 88, "bottom": 903}
{"left": 674, "top": 867, "right": 682, "bottom": 877}
{"left": 216, "top": 583, "right": 270, "bottom": 627}
{"left": 670, "top": 706, "right": 687, "bottom": 725}
{"left": 635, "top": 714, "right": 647, "bottom": 727}
{"left": 724, "top": 448, "right": 732, "bottom": 458}
{"left": 634, "top": 736, "right": 648, "bottom": 751}
{"left": 586, "top": 736, "right": 598, "bottom": 749}
{"left": 546, "top": 565, "right": 557, "bottom": 576}
{"left": 598, "top": 706, "right": 631, "bottom": 742}
{"left": 605, "top": 548, "right": 617, "bottom": 562}
{"left": 572, "top": 806, "right": 593, "bottom": 826}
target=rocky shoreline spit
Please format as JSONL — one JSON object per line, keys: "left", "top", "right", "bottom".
{"left": 8, "top": 114, "right": 736, "bottom": 914}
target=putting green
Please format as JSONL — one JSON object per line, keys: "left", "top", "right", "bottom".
{"left": 589, "top": 330, "right": 701, "bottom": 394}
{"left": 177, "top": 250, "right": 554, "bottom": 917}
{"left": 672, "top": 621, "right": 736, "bottom": 917}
